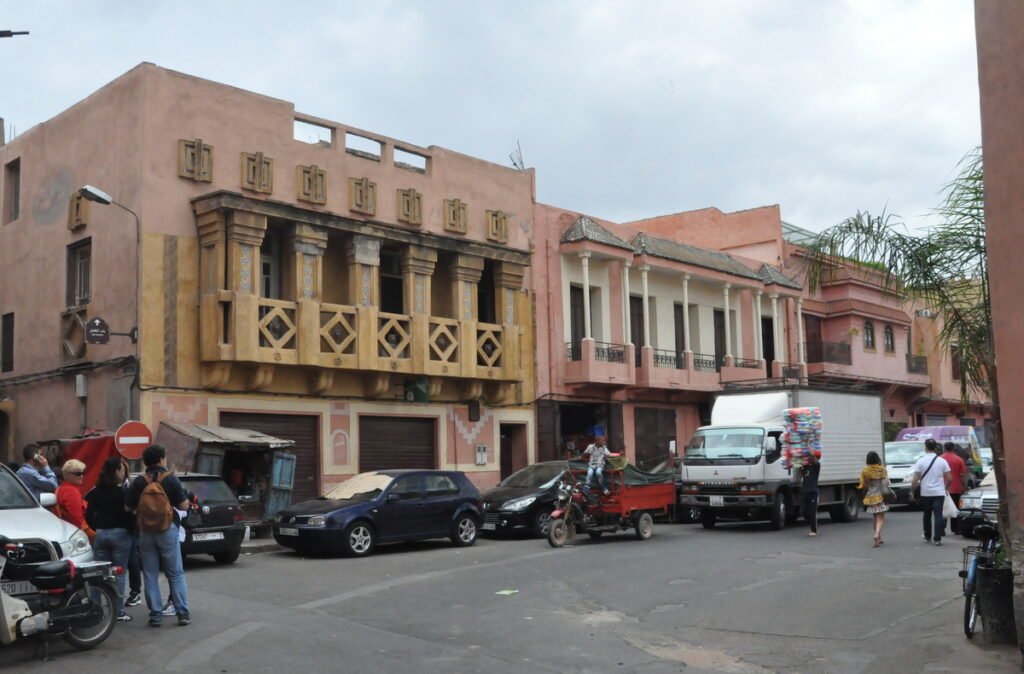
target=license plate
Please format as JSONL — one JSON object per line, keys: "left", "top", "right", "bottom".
{"left": 191, "top": 532, "right": 224, "bottom": 542}
{"left": 1, "top": 580, "right": 35, "bottom": 596}
{"left": 482, "top": 523, "right": 496, "bottom": 531}
{"left": 279, "top": 527, "right": 299, "bottom": 537}
{"left": 709, "top": 495, "right": 724, "bottom": 507}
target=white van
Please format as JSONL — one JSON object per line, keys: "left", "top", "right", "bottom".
{"left": 0, "top": 464, "right": 93, "bottom": 595}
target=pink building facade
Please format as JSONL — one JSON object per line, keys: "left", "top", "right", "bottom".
{"left": 532, "top": 204, "right": 805, "bottom": 468}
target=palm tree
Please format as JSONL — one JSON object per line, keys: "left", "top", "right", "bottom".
{"left": 803, "top": 148, "right": 1010, "bottom": 553}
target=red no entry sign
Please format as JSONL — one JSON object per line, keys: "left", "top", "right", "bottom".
{"left": 115, "top": 421, "right": 153, "bottom": 459}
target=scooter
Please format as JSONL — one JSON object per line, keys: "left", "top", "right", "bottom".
{"left": 0, "top": 535, "right": 119, "bottom": 655}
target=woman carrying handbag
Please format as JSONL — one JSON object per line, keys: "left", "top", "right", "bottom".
{"left": 858, "top": 451, "right": 894, "bottom": 547}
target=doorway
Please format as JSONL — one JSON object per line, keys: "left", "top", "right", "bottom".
{"left": 500, "top": 423, "right": 529, "bottom": 480}
{"left": 761, "top": 317, "right": 776, "bottom": 376}
{"left": 713, "top": 309, "right": 726, "bottom": 371}
{"left": 569, "top": 285, "right": 585, "bottom": 357}
{"left": 630, "top": 296, "right": 644, "bottom": 364}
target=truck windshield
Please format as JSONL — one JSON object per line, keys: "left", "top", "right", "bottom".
{"left": 685, "top": 428, "right": 764, "bottom": 460}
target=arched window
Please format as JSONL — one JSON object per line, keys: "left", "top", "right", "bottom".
{"left": 864, "top": 321, "right": 875, "bottom": 349}
{"left": 883, "top": 325, "right": 895, "bottom": 352}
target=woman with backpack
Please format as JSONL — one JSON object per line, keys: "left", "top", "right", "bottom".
{"left": 86, "top": 456, "right": 135, "bottom": 622}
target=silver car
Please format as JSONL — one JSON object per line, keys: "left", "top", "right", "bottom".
{"left": 957, "top": 471, "right": 998, "bottom": 537}
{"left": 0, "top": 464, "right": 93, "bottom": 597}
{"left": 884, "top": 441, "right": 925, "bottom": 505}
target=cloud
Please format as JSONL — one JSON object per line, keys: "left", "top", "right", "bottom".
{"left": 1, "top": 0, "right": 979, "bottom": 232}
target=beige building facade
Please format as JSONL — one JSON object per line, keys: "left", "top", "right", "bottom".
{"left": 0, "top": 64, "right": 536, "bottom": 495}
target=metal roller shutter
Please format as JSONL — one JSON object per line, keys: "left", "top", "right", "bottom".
{"left": 359, "top": 416, "right": 436, "bottom": 472}
{"left": 219, "top": 412, "right": 321, "bottom": 504}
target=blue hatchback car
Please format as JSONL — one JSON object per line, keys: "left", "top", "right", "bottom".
{"left": 272, "top": 470, "right": 482, "bottom": 557}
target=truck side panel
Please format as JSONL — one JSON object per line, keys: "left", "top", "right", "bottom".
{"left": 794, "top": 389, "right": 882, "bottom": 485}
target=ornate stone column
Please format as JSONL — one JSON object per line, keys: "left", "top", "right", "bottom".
{"left": 403, "top": 245, "right": 438, "bottom": 374}
{"left": 346, "top": 234, "right": 381, "bottom": 369}
{"left": 290, "top": 223, "right": 328, "bottom": 367}
{"left": 226, "top": 211, "right": 267, "bottom": 363}
{"left": 451, "top": 254, "right": 485, "bottom": 376}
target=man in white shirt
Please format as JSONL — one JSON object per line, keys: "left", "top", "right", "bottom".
{"left": 911, "top": 439, "right": 952, "bottom": 545}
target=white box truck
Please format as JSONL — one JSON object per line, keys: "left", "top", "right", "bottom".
{"left": 678, "top": 386, "right": 883, "bottom": 530}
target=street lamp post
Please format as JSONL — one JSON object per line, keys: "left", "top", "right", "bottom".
{"left": 78, "top": 185, "right": 141, "bottom": 412}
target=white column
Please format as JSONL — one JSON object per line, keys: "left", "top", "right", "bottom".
{"left": 681, "top": 274, "right": 691, "bottom": 353}
{"left": 580, "top": 252, "right": 592, "bottom": 340}
{"left": 723, "top": 283, "right": 733, "bottom": 358}
{"left": 770, "top": 293, "right": 780, "bottom": 362}
{"left": 797, "top": 298, "right": 806, "bottom": 365}
{"left": 754, "top": 290, "right": 763, "bottom": 360}
{"left": 623, "top": 261, "right": 632, "bottom": 346}
{"left": 640, "top": 265, "right": 651, "bottom": 347}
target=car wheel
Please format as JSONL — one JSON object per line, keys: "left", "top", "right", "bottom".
{"left": 587, "top": 531, "right": 604, "bottom": 539}
{"left": 212, "top": 549, "right": 241, "bottom": 565}
{"left": 634, "top": 513, "right": 654, "bottom": 540}
{"left": 342, "top": 521, "right": 376, "bottom": 557}
{"left": 451, "top": 514, "right": 478, "bottom": 547}
{"left": 532, "top": 510, "right": 553, "bottom": 538}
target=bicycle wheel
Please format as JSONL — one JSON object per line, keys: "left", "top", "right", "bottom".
{"left": 964, "top": 593, "right": 979, "bottom": 638}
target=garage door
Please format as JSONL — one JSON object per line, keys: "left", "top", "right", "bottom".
{"left": 359, "top": 416, "right": 436, "bottom": 472}
{"left": 219, "top": 412, "right": 320, "bottom": 504}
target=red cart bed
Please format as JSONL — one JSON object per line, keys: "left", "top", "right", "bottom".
{"left": 566, "top": 466, "right": 676, "bottom": 517}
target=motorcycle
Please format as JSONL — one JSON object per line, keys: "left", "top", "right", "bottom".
{"left": 0, "top": 535, "right": 119, "bottom": 654}
{"left": 547, "top": 478, "right": 655, "bottom": 548}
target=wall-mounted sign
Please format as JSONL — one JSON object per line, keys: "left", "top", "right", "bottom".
{"left": 85, "top": 317, "right": 110, "bottom": 345}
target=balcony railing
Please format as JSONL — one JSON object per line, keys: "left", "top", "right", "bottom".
{"left": 567, "top": 341, "right": 582, "bottom": 362}
{"left": 652, "top": 348, "right": 683, "bottom": 369}
{"left": 781, "top": 363, "right": 802, "bottom": 379}
{"left": 594, "top": 341, "right": 626, "bottom": 363}
{"left": 205, "top": 294, "right": 519, "bottom": 382}
{"left": 805, "top": 340, "right": 852, "bottom": 365}
{"left": 733, "top": 358, "right": 761, "bottom": 369}
{"left": 693, "top": 353, "right": 717, "bottom": 373}
{"left": 906, "top": 354, "right": 928, "bottom": 375}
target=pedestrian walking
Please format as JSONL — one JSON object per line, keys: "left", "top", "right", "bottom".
{"left": 55, "top": 459, "right": 95, "bottom": 541}
{"left": 800, "top": 450, "right": 822, "bottom": 536}
{"left": 15, "top": 444, "right": 58, "bottom": 502}
{"left": 86, "top": 457, "right": 135, "bottom": 623}
{"left": 125, "top": 445, "right": 193, "bottom": 627}
{"left": 943, "top": 442, "right": 969, "bottom": 535}
{"left": 911, "top": 439, "right": 951, "bottom": 546}
{"left": 858, "top": 451, "right": 890, "bottom": 547}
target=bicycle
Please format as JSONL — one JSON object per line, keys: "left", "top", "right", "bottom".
{"left": 959, "top": 517, "right": 1001, "bottom": 638}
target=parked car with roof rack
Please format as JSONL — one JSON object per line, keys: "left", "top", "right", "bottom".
{"left": 1, "top": 463, "right": 92, "bottom": 598}
{"left": 273, "top": 470, "right": 482, "bottom": 557}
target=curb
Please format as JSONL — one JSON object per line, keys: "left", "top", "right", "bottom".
{"left": 241, "top": 541, "right": 286, "bottom": 554}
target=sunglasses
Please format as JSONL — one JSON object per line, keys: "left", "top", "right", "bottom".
{"left": 66, "top": 471, "right": 84, "bottom": 476}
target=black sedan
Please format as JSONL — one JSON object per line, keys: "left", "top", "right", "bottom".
{"left": 178, "top": 473, "right": 248, "bottom": 564}
{"left": 273, "top": 470, "right": 482, "bottom": 557}
{"left": 480, "top": 461, "right": 568, "bottom": 537}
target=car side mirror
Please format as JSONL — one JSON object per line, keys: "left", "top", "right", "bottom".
{"left": 39, "top": 493, "right": 57, "bottom": 508}
{"left": 386, "top": 493, "right": 401, "bottom": 503}
{"left": 764, "top": 437, "right": 781, "bottom": 463}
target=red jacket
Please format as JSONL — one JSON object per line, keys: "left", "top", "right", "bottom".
{"left": 56, "top": 483, "right": 95, "bottom": 540}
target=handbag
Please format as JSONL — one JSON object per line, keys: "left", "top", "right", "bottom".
{"left": 880, "top": 480, "right": 896, "bottom": 504}
{"left": 912, "top": 455, "right": 939, "bottom": 501}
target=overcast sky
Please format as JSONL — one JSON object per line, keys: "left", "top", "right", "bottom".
{"left": 1, "top": 1, "right": 979, "bottom": 232}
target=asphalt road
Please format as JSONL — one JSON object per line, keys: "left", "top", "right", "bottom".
{"left": 1, "top": 509, "right": 1017, "bottom": 673}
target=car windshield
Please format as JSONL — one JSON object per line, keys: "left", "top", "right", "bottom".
{"left": 686, "top": 428, "right": 764, "bottom": 460}
{"left": 183, "top": 478, "right": 237, "bottom": 504}
{"left": 0, "top": 469, "right": 39, "bottom": 509}
{"left": 885, "top": 442, "right": 924, "bottom": 464}
{"left": 324, "top": 472, "right": 394, "bottom": 501}
{"left": 499, "top": 464, "right": 565, "bottom": 489}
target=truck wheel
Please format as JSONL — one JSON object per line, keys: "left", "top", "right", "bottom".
{"left": 829, "top": 489, "right": 860, "bottom": 523}
{"left": 700, "top": 510, "right": 717, "bottom": 529}
{"left": 769, "top": 493, "right": 787, "bottom": 530}
{"left": 634, "top": 513, "right": 654, "bottom": 540}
